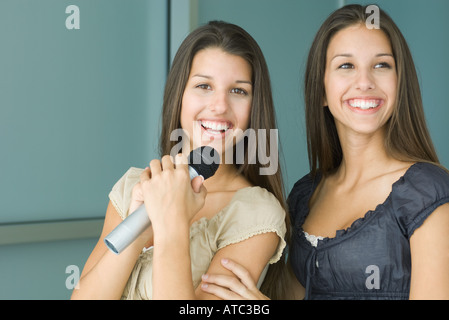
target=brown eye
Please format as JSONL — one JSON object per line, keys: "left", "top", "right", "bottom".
{"left": 374, "top": 62, "right": 392, "bottom": 69}
{"left": 196, "top": 84, "right": 211, "bottom": 90}
{"left": 231, "top": 88, "right": 248, "bottom": 96}
{"left": 338, "top": 62, "right": 354, "bottom": 69}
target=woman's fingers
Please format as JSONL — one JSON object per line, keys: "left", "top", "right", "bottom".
{"left": 220, "top": 259, "right": 257, "bottom": 290}
{"left": 129, "top": 182, "right": 144, "bottom": 213}
{"left": 190, "top": 175, "right": 205, "bottom": 193}
{"left": 201, "top": 274, "right": 249, "bottom": 300}
{"left": 173, "top": 152, "right": 188, "bottom": 168}
{"left": 149, "top": 158, "right": 162, "bottom": 176}
{"left": 201, "top": 282, "right": 245, "bottom": 300}
{"left": 138, "top": 153, "right": 206, "bottom": 223}
{"left": 201, "top": 273, "right": 263, "bottom": 300}
{"left": 201, "top": 259, "right": 270, "bottom": 300}
{"left": 141, "top": 155, "right": 177, "bottom": 184}
{"left": 161, "top": 154, "right": 174, "bottom": 171}
{"left": 140, "top": 166, "right": 151, "bottom": 183}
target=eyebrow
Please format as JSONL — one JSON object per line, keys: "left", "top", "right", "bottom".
{"left": 331, "top": 53, "right": 394, "bottom": 61}
{"left": 192, "top": 74, "right": 252, "bottom": 85}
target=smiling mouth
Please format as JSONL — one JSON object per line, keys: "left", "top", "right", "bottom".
{"left": 200, "top": 120, "right": 233, "bottom": 135}
{"left": 347, "top": 98, "right": 382, "bottom": 110}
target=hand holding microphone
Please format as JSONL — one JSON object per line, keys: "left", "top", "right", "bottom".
{"left": 104, "top": 146, "right": 219, "bottom": 254}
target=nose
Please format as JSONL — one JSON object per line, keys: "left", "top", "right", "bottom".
{"left": 209, "top": 91, "right": 229, "bottom": 114}
{"left": 355, "top": 69, "right": 375, "bottom": 91}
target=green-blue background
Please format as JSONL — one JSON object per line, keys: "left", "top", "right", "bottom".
{"left": 1, "top": 0, "right": 447, "bottom": 299}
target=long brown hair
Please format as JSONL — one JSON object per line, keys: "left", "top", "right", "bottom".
{"left": 304, "top": 4, "right": 439, "bottom": 177}
{"left": 159, "top": 20, "right": 290, "bottom": 299}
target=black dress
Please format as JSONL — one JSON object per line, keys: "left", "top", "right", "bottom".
{"left": 288, "top": 162, "right": 449, "bottom": 299}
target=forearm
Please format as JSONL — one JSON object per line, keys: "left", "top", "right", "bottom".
{"left": 71, "top": 238, "right": 145, "bottom": 300}
{"left": 152, "top": 221, "right": 196, "bottom": 300}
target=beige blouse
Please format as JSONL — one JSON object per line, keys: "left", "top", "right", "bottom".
{"left": 108, "top": 167, "right": 287, "bottom": 300}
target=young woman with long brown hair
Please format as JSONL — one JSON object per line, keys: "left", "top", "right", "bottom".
{"left": 71, "top": 21, "right": 290, "bottom": 300}
{"left": 201, "top": 5, "right": 449, "bottom": 300}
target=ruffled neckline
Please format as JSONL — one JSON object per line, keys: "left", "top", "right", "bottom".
{"left": 297, "top": 162, "right": 421, "bottom": 248}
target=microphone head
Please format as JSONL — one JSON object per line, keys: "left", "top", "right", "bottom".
{"left": 187, "top": 146, "right": 220, "bottom": 180}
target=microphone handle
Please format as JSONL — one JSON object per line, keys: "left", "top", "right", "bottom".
{"left": 104, "top": 205, "right": 150, "bottom": 254}
{"left": 104, "top": 166, "right": 200, "bottom": 254}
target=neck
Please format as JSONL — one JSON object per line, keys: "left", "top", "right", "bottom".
{"left": 203, "top": 163, "right": 244, "bottom": 192}
{"left": 335, "top": 127, "right": 395, "bottom": 185}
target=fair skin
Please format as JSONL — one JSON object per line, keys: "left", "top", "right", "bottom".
{"left": 71, "top": 47, "right": 280, "bottom": 300}
{"left": 181, "top": 47, "right": 253, "bottom": 156}
{"left": 201, "top": 24, "right": 449, "bottom": 300}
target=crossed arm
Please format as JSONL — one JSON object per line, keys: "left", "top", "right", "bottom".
{"left": 201, "top": 202, "right": 449, "bottom": 300}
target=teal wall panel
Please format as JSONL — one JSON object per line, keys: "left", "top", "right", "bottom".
{"left": 0, "top": 0, "right": 168, "bottom": 299}
{"left": 0, "top": 238, "right": 98, "bottom": 299}
{"left": 0, "top": 0, "right": 165, "bottom": 224}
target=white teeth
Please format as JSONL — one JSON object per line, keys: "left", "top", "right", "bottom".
{"left": 200, "top": 120, "right": 230, "bottom": 131}
{"left": 349, "top": 99, "right": 380, "bottom": 109}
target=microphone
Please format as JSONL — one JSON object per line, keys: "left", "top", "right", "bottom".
{"left": 104, "top": 146, "right": 219, "bottom": 254}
